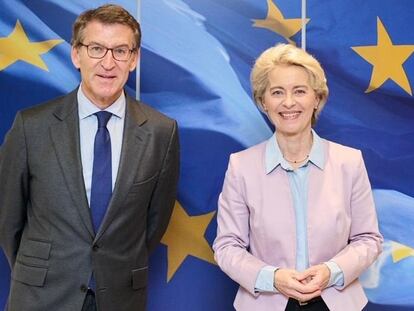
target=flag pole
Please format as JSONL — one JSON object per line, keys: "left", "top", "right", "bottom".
{"left": 136, "top": 0, "right": 141, "bottom": 100}
{"left": 301, "top": 0, "right": 306, "bottom": 51}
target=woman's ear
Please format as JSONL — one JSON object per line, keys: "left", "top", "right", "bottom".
{"left": 261, "top": 99, "right": 267, "bottom": 111}
{"left": 314, "top": 98, "right": 320, "bottom": 110}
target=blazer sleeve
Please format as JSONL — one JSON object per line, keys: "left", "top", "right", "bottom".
{"left": 0, "top": 112, "right": 29, "bottom": 268}
{"left": 330, "top": 151, "right": 383, "bottom": 289}
{"left": 213, "top": 154, "right": 268, "bottom": 295}
{"left": 146, "top": 120, "right": 180, "bottom": 254}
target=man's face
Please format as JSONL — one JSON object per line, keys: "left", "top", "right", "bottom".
{"left": 71, "top": 21, "right": 139, "bottom": 108}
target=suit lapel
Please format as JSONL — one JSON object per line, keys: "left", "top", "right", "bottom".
{"left": 95, "top": 95, "right": 149, "bottom": 241}
{"left": 50, "top": 90, "right": 94, "bottom": 238}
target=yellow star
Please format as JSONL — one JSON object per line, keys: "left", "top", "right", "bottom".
{"left": 352, "top": 17, "right": 414, "bottom": 95}
{"left": 391, "top": 241, "right": 414, "bottom": 263}
{"left": 0, "top": 20, "right": 63, "bottom": 71}
{"left": 253, "top": 0, "right": 309, "bottom": 44}
{"left": 161, "top": 201, "right": 216, "bottom": 282}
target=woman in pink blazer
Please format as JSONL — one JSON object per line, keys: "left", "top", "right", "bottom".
{"left": 213, "top": 44, "right": 383, "bottom": 311}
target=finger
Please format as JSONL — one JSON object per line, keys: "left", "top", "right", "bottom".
{"left": 299, "top": 277, "right": 312, "bottom": 285}
{"left": 295, "top": 270, "right": 314, "bottom": 282}
{"left": 290, "top": 278, "right": 320, "bottom": 294}
{"left": 313, "top": 275, "right": 330, "bottom": 289}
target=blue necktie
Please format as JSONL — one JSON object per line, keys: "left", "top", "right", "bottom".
{"left": 90, "top": 111, "right": 112, "bottom": 233}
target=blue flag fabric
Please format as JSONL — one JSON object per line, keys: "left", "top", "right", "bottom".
{"left": 1, "top": 1, "right": 414, "bottom": 311}
{"left": 360, "top": 190, "right": 414, "bottom": 306}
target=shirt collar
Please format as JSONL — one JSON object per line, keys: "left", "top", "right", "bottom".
{"left": 265, "top": 129, "right": 325, "bottom": 174}
{"left": 77, "top": 84, "right": 126, "bottom": 120}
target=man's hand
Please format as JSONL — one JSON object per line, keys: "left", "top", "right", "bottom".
{"left": 273, "top": 268, "right": 322, "bottom": 302}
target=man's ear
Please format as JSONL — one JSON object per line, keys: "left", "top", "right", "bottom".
{"left": 129, "top": 48, "right": 140, "bottom": 72}
{"left": 71, "top": 46, "right": 81, "bottom": 69}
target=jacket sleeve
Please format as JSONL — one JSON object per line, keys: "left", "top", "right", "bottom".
{"left": 213, "top": 154, "right": 268, "bottom": 295}
{"left": 0, "top": 112, "right": 29, "bottom": 268}
{"left": 146, "top": 120, "right": 180, "bottom": 254}
{"left": 330, "top": 151, "right": 383, "bottom": 289}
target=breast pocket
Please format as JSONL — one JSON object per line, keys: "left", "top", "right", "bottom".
{"left": 129, "top": 173, "right": 159, "bottom": 194}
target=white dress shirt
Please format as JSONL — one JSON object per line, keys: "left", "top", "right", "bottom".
{"left": 77, "top": 86, "right": 126, "bottom": 206}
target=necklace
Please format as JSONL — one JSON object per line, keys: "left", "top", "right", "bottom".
{"left": 283, "top": 154, "right": 309, "bottom": 164}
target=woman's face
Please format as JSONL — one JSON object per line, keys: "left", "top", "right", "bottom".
{"left": 262, "top": 64, "right": 319, "bottom": 137}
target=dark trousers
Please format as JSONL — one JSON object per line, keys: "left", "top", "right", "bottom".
{"left": 285, "top": 297, "right": 330, "bottom": 311}
{"left": 81, "top": 289, "right": 97, "bottom": 311}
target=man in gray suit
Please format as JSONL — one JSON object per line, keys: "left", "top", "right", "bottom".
{"left": 0, "top": 4, "right": 179, "bottom": 311}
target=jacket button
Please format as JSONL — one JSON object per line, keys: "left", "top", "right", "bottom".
{"left": 92, "top": 245, "right": 99, "bottom": 252}
{"left": 80, "top": 284, "right": 88, "bottom": 292}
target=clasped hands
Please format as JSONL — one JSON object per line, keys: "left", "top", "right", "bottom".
{"left": 273, "top": 264, "right": 330, "bottom": 303}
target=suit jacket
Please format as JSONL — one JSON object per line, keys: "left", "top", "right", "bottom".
{"left": 0, "top": 89, "right": 179, "bottom": 311}
{"left": 213, "top": 137, "right": 382, "bottom": 311}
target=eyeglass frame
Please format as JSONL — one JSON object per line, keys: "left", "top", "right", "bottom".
{"left": 78, "top": 42, "right": 137, "bottom": 62}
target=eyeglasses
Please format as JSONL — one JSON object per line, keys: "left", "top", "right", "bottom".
{"left": 79, "top": 43, "right": 136, "bottom": 62}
